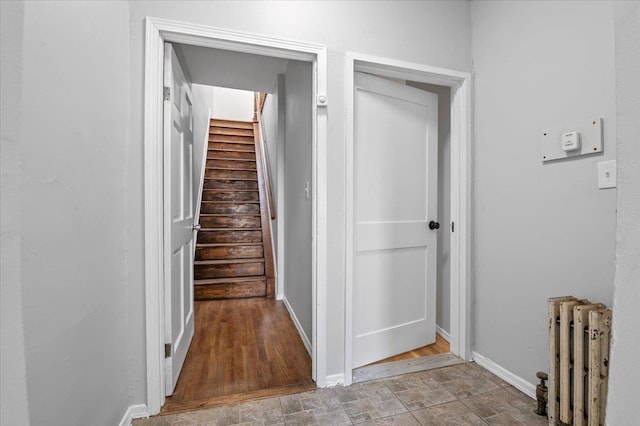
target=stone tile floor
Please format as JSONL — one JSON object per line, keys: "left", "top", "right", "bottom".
{"left": 134, "top": 362, "right": 547, "bottom": 425}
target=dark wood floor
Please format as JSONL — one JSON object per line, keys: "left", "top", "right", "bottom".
{"left": 161, "top": 298, "right": 314, "bottom": 415}
{"left": 370, "top": 333, "right": 450, "bottom": 365}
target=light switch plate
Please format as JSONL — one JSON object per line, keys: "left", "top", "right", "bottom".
{"left": 598, "top": 160, "right": 616, "bottom": 189}
{"left": 541, "top": 117, "right": 603, "bottom": 162}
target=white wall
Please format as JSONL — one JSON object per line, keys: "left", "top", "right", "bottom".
{"left": 212, "top": 87, "right": 254, "bottom": 122}
{"left": 471, "top": 0, "right": 617, "bottom": 386}
{"left": 0, "top": 1, "right": 30, "bottom": 424}
{"left": 606, "top": 2, "right": 640, "bottom": 423}
{"left": 17, "top": 2, "right": 133, "bottom": 424}
{"left": 127, "top": 2, "right": 471, "bottom": 395}
{"left": 192, "top": 84, "right": 215, "bottom": 214}
{"left": 180, "top": 44, "right": 287, "bottom": 93}
{"left": 283, "top": 60, "right": 314, "bottom": 344}
{"left": 407, "top": 82, "right": 452, "bottom": 336}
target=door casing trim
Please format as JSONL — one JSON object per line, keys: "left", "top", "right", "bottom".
{"left": 344, "top": 52, "right": 472, "bottom": 385}
{"left": 143, "top": 17, "right": 328, "bottom": 415}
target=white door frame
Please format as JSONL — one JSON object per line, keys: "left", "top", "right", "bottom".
{"left": 344, "top": 52, "right": 472, "bottom": 385}
{"left": 143, "top": 17, "right": 328, "bottom": 415}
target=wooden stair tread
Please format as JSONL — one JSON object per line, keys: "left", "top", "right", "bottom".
{"left": 194, "top": 258, "right": 265, "bottom": 265}
{"left": 198, "top": 227, "right": 262, "bottom": 231}
{"left": 209, "top": 133, "right": 255, "bottom": 140}
{"left": 194, "top": 276, "right": 266, "bottom": 285}
{"left": 199, "top": 214, "right": 261, "bottom": 217}
{"left": 210, "top": 129, "right": 253, "bottom": 137}
{"left": 196, "top": 242, "right": 263, "bottom": 247}
{"left": 200, "top": 201, "right": 260, "bottom": 205}
{"left": 209, "top": 136, "right": 255, "bottom": 143}
{"left": 208, "top": 148, "right": 255, "bottom": 152}
{"left": 205, "top": 166, "right": 258, "bottom": 172}
{"left": 207, "top": 156, "right": 258, "bottom": 162}
{"left": 203, "top": 189, "right": 259, "bottom": 193}
{"left": 204, "top": 177, "right": 257, "bottom": 181}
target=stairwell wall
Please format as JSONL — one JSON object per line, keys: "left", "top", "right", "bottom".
{"left": 282, "top": 60, "right": 314, "bottom": 346}
{"left": 261, "top": 79, "right": 282, "bottom": 253}
{"left": 211, "top": 86, "right": 254, "bottom": 122}
{"left": 192, "top": 83, "right": 216, "bottom": 217}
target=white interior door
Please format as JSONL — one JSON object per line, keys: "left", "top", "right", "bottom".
{"left": 164, "top": 43, "right": 195, "bottom": 395}
{"left": 353, "top": 72, "right": 438, "bottom": 368}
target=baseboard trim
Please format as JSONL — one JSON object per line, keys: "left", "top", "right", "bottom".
{"left": 436, "top": 325, "right": 451, "bottom": 343}
{"left": 283, "top": 297, "right": 311, "bottom": 355}
{"left": 118, "top": 404, "right": 149, "bottom": 426}
{"left": 472, "top": 352, "right": 535, "bottom": 399}
{"left": 325, "top": 373, "right": 345, "bottom": 387}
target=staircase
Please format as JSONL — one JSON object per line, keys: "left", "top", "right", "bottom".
{"left": 194, "top": 119, "right": 274, "bottom": 300}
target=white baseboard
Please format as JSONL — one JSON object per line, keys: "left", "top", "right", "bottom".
{"left": 436, "top": 325, "right": 450, "bottom": 343}
{"left": 325, "top": 373, "right": 345, "bottom": 387}
{"left": 472, "top": 352, "right": 535, "bottom": 399}
{"left": 118, "top": 404, "right": 149, "bottom": 426}
{"left": 283, "top": 297, "right": 311, "bottom": 355}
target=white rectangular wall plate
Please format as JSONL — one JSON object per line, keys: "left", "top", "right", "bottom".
{"left": 541, "top": 117, "right": 603, "bottom": 162}
{"left": 597, "top": 160, "right": 616, "bottom": 189}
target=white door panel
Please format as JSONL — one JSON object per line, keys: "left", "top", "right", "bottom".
{"left": 353, "top": 72, "right": 438, "bottom": 368}
{"left": 164, "top": 43, "right": 195, "bottom": 395}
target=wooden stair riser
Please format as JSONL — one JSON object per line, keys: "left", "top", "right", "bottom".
{"left": 204, "top": 179, "right": 258, "bottom": 191}
{"left": 196, "top": 244, "right": 264, "bottom": 260}
{"left": 202, "top": 191, "right": 259, "bottom": 202}
{"left": 194, "top": 280, "right": 266, "bottom": 300}
{"left": 206, "top": 159, "right": 256, "bottom": 170}
{"left": 197, "top": 230, "right": 262, "bottom": 244}
{"left": 199, "top": 203, "right": 260, "bottom": 215}
{"left": 207, "top": 150, "right": 256, "bottom": 160}
{"left": 210, "top": 142, "right": 255, "bottom": 152}
{"left": 210, "top": 120, "right": 254, "bottom": 130}
{"left": 204, "top": 168, "right": 257, "bottom": 180}
{"left": 194, "top": 261, "right": 265, "bottom": 279}
{"left": 210, "top": 128, "right": 254, "bottom": 137}
{"left": 209, "top": 134, "right": 255, "bottom": 144}
{"left": 199, "top": 215, "right": 262, "bottom": 228}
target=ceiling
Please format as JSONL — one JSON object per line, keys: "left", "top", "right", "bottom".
{"left": 178, "top": 44, "right": 289, "bottom": 93}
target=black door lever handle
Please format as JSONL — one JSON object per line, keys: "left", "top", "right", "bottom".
{"left": 429, "top": 221, "right": 440, "bottom": 230}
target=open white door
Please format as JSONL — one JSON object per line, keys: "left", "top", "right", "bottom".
{"left": 163, "top": 43, "right": 195, "bottom": 395}
{"left": 352, "top": 72, "right": 438, "bottom": 368}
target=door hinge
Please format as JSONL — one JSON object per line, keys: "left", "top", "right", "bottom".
{"left": 163, "top": 86, "right": 170, "bottom": 101}
{"left": 451, "top": 221, "right": 455, "bottom": 233}
{"left": 164, "top": 343, "right": 172, "bottom": 358}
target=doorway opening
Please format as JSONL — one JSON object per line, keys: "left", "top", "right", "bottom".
{"left": 143, "top": 18, "right": 328, "bottom": 416}
{"left": 344, "top": 54, "right": 472, "bottom": 385}
{"left": 160, "top": 43, "right": 317, "bottom": 414}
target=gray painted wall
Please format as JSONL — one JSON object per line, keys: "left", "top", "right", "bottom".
{"left": 1, "top": 1, "right": 30, "bottom": 424}
{"left": 407, "top": 82, "right": 452, "bottom": 336}
{"left": 126, "top": 2, "right": 472, "bottom": 398}
{"left": 471, "top": 0, "right": 617, "bottom": 384}
{"left": 606, "top": 2, "right": 640, "bottom": 423}
{"left": 17, "top": 2, "right": 133, "bottom": 424}
{"left": 283, "top": 61, "right": 314, "bottom": 342}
